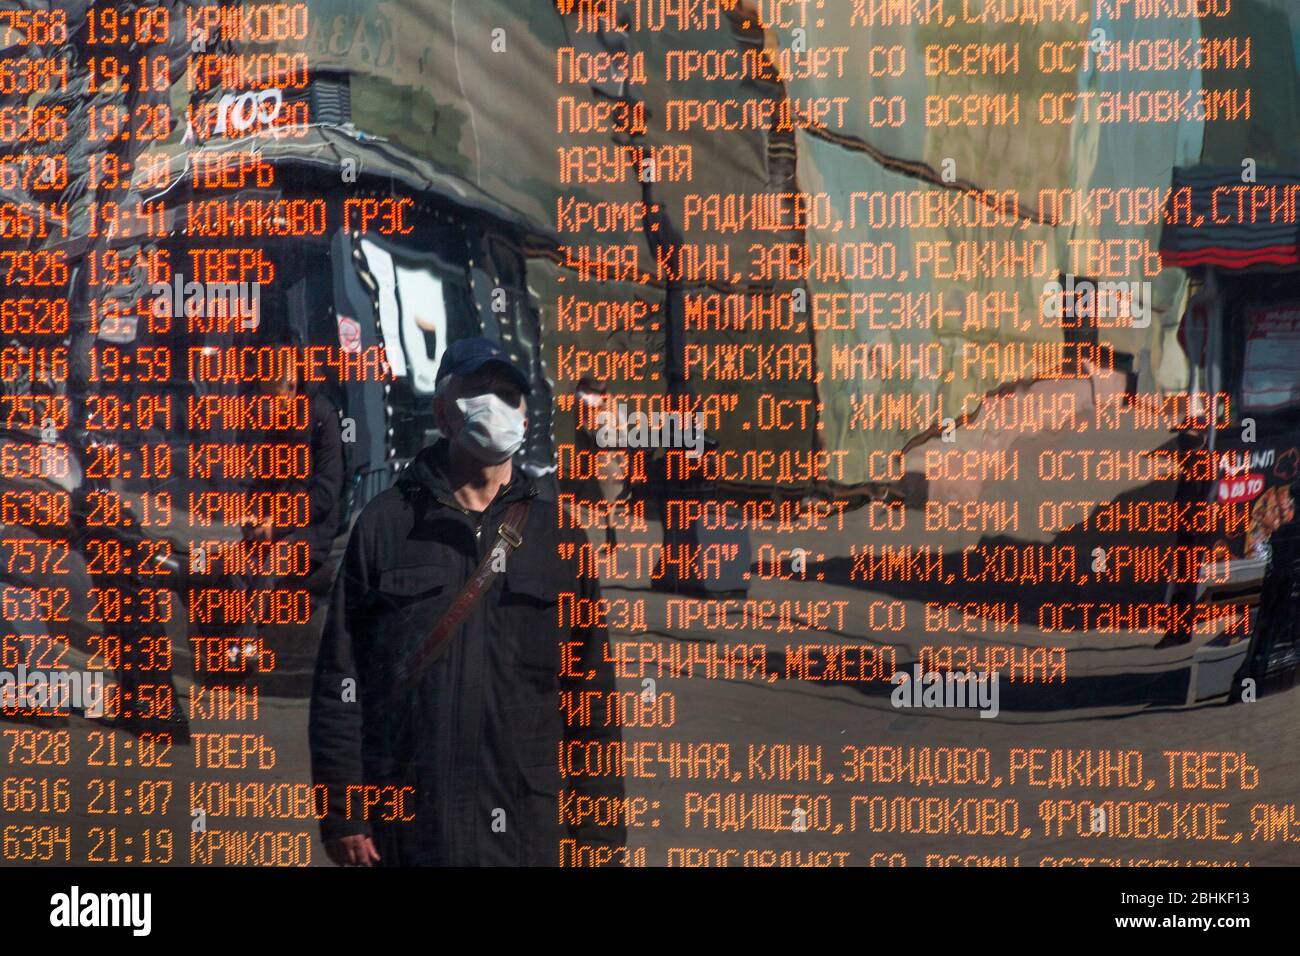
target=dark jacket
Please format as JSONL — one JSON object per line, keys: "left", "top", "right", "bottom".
{"left": 309, "top": 440, "right": 626, "bottom": 865}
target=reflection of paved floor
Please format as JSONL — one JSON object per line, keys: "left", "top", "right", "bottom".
{"left": 617, "top": 649, "right": 1300, "bottom": 866}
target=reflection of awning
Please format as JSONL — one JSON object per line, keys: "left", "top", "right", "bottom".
{"left": 1160, "top": 166, "right": 1300, "bottom": 271}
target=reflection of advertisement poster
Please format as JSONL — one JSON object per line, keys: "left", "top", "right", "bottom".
{"left": 1215, "top": 446, "right": 1300, "bottom": 558}
{"left": 358, "top": 238, "right": 450, "bottom": 395}
{"left": 394, "top": 265, "right": 447, "bottom": 395}
{"left": 1247, "top": 484, "right": 1297, "bottom": 557}
{"left": 1244, "top": 305, "right": 1300, "bottom": 411}
{"left": 1217, "top": 471, "right": 1265, "bottom": 504}
{"left": 358, "top": 238, "right": 407, "bottom": 379}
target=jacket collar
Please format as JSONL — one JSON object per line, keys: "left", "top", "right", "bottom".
{"left": 400, "top": 439, "right": 536, "bottom": 512}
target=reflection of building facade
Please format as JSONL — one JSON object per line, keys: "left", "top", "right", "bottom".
{"left": 5, "top": 1, "right": 1300, "bottom": 715}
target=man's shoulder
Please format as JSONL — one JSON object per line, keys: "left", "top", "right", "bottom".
{"left": 310, "top": 391, "right": 341, "bottom": 430}
{"left": 353, "top": 483, "right": 419, "bottom": 536}
{"left": 532, "top": 487, "right": 594, "bottom": 549}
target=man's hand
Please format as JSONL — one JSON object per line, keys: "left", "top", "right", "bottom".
{"left": 325, "top": 834, "right": 381, "bottom": 867}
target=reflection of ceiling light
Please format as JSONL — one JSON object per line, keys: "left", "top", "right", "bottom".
{"left": 413, "top": 311, "right": 437, "bottom": 332}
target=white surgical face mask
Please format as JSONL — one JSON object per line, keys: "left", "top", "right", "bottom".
{"left": 453, "top": 393, "right": 526, "bottom": 463}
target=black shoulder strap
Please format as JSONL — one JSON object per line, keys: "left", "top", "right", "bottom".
{"left": 392, "top": 497, "right": 531, "bottom": 699}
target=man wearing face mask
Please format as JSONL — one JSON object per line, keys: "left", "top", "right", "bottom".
{"left": 309, "top": 337, "right": 626, "bottom": 866}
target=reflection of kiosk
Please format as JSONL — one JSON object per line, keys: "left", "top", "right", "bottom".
{"left": 1160, "top": 167, "right": 1300, "bottom": 699}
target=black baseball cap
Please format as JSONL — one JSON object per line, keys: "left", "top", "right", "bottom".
{"left": 436, "top": 336, "right": 531, "bottom": 395}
